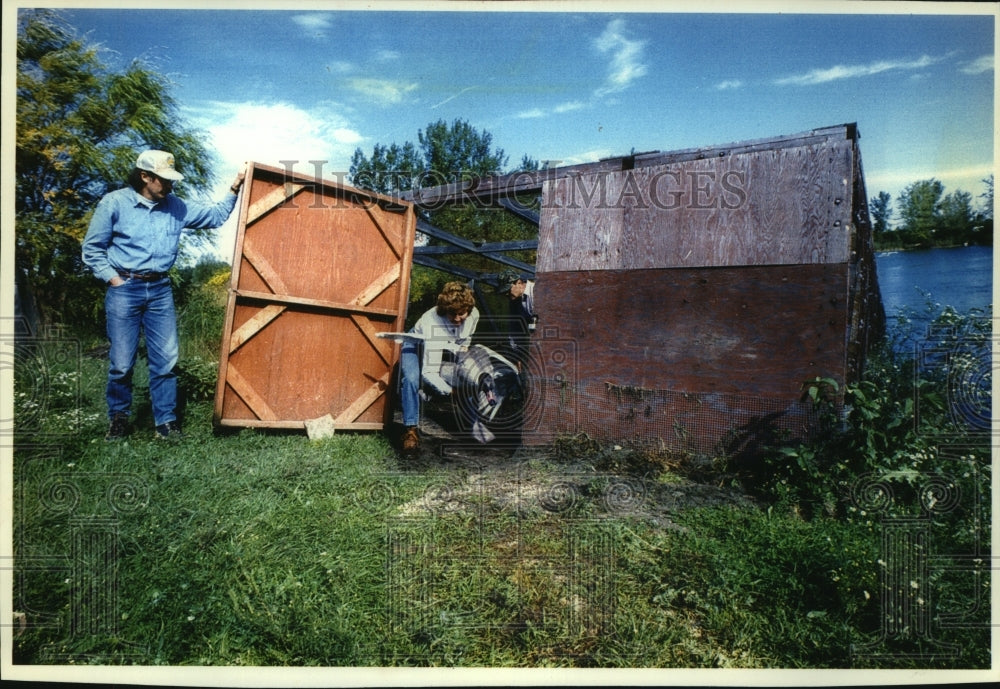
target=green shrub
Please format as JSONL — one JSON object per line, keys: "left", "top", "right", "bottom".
{"left": 176, "top": 277, "right": 227, "bottom": 360}
{"left": 748, "top": 303, "right": 992, "bottom": 519}
{"left": 176, "top": 356, "right": 219, "bottom": 401}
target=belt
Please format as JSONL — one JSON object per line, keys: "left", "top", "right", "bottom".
{"left": 117, "top": 270, "right": 167, "bottom": 281}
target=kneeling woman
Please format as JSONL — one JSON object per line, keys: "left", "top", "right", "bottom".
{"left": 399, "top": 282, "right": 479, "bottom": 454}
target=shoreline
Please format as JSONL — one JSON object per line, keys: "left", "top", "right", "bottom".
{"left": 874, "top": 242, "right": 992, "bottom": 254}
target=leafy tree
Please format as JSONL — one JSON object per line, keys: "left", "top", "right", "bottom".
{"left": 896, "top": 179, "right": 944, "bottom": 249}
{"left": 16, "top": 10, "right": 216, "bottom": 331}
{"left": 350, "top": 119, "right": 536, "bottom": 318}
{"left": 518, "top": 155, "right": 541, "bottom": 172}
{"left": 937, "top": 190, "right": 974, "bottom": 245}
{"left": 869, "top": 191, "right": 892, "bottom": 234}
{"left": 348, "top": 141, "right": 422, "bottom": 196}
{"left": 979, "top": 174, "right": 993, "bottom": 220}
{"left": 417, "top": 118, "right": 507, "bottom": 185}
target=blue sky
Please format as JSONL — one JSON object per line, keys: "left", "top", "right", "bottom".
{"left": 11, "top": 1, "right": 998, "bottom": 260}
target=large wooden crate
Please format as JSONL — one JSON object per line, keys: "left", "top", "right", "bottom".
{"left": 525, "top": 124, "right": 884, "bottom": 453}
{"left": 213, "top": 162, "right": 416, "bottom": 430}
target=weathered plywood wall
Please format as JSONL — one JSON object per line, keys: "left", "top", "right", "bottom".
{"left": 526, "top": 125, "right": 883, "bottom": 452}
{"left": 538, "top": 136, "right": 854, "bottom": 271}
{"left": 214, "top": 162, "right": 416, "bottom": 430}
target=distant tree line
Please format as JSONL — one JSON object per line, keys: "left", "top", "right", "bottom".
{"left": 870, "top": 176, "right": 993, "bottom": 251}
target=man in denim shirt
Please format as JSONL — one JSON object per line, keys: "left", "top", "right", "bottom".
{"left": 82, "top": 150, "right": 245, "bottom": 440}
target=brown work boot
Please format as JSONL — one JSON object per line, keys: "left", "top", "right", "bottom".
{"left": 401, "top": 426, "right": 420, "bottom": 454}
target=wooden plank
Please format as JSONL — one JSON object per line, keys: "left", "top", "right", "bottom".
{"left": 225, "top": 364, "right": 278, "bottom": 421}
{"left": 386, "top": 206, "right": 416, "bottom": 426}
{"left": 532, "top": 264, "right": 848, "bottom": 398}
{"left": 225, "top": 168, "right": 254, "bottom": 291}
{"left": 213, "top": 290, "right": 240, "bottom": 424}
{"left": 246, "top": 183, "right": 307, "bottom": 224}
{"left": 216, "top": 418, "right": 384, "bottom": 431}
{"left": 240, "top": 239, "right": 289, "bottom": 294}
{"left": 215, "top": 160, "right": 415, "bottom": 430}
{"left": 233, "top": 289, "right": 398, "bottom": 319}
{"left": 350, "top": 315, "right": 394, "bottom": 367}
{"left": 537, "top": 173, "right": 625, "bottom": 272}
{"left": 333, "top": 372, "right": 390, "bottom": 426}
{"left": 251, "top": 160, "right": 409, "bottom": 209}
{"left": 220, "top": 310, "right": 390, "bottom": 424}
{"left": 351, "top": 264, "right": 400, "bottom": 306}
{"left": 845, "top": 141, "right": 886, "bottom": 383}
{"left": 364, "top": 203, "right": 403, "bottom": 259}
{"left": 228, "top": 303, "right": 286, "bottom": 353}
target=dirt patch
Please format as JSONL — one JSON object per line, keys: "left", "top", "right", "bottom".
{"left": 393, "top": 424, "right": 757, "bottom": 521}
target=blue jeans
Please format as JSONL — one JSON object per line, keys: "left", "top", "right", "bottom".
{"left": 399, "top": 340, "right": 421, "bottom": 427}
{"left": 104, "top": 277, "right": 179, "bottom": 426}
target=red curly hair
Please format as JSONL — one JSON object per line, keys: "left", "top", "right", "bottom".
{"left": 436, "top": 281, "right": 476, "bottom": 317}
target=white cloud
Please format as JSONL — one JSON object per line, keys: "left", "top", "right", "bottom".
{"left": 375, "top": 49, "right": 401, "bottom": 62}
{"left": 331, "top": 127, "right": 362, "bottom": 144}
{"left": 184, "top": 100, "right": 364, "bottom": 261}
{"left": 328, "top": 61, "right": 354, "bottom": 74}
{"left": 512, "top": 100, "right": 584, "bottom": 122}
{"left": 291, "top": 13, "right": 334, "bottom": 38}
{"left": 557, "top": 148, "right": 615, "bottom": 166}
{"left": 960, "top": 54, "right": 994, "bottom": 75}
{"left": 348, "top": 77, "right": 418, "bottom": 106}
{"left": 199, "top": 101, "right": 357, "bottom": 170}
{"left": 714, "top": 79, "right": 743, "bottom": 91}
{"left": 775, "top": 54, "right": 947, "bottom": 86}
{"left": 866, "top": 163, "right": 996, "bottom": 190}
{"left": 593, "top": 18, "right": 648, "bottom": 98}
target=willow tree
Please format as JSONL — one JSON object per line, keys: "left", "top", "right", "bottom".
{"left": 16, "top": 10, "right": 215, "bottom": 330}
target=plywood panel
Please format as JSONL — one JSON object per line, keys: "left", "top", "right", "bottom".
{"left": 523, "top": 265, "right": 849, "bottom": 449}
{"left": 214, "top": 162, "right": 415, "bottom": 430}
{"left": 537, "top": 139, "right": 854, "bottom": 272}
{"left": 538, "top": 172, "right": 625, "bottom": 271}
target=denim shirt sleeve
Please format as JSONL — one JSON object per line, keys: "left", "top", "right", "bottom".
{"left": 81, "top": 192, "right": 123, "bottom": 283}
{"left": 181, "top": 193, "right": 239, "bottom": 229}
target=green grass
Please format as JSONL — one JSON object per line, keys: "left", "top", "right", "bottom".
{"left": 10, "top": 299, "right": 992, "bottom": 668}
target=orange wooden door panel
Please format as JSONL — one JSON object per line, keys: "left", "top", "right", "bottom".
{"left": 214, "top": 163, "right": 414, "bottom": 430}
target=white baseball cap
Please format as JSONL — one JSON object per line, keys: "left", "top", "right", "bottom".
{"left": 135, "top": 150, "right": 184, "bottom": 181}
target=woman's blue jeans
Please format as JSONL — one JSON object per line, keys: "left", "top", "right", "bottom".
{"left": 104, "top": 277, "right": 179, "bottom": 426}
{"left": 399, "top": 340, "right": 421, "bottom": 427}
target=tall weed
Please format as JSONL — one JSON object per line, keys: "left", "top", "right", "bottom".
{"left": 746, "top": 303, "right": 992, "bottom": 520}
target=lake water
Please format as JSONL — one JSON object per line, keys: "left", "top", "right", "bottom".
{"left": 875, "top": 245, "right": 993, "bottom": 329}
{"left": 875, "top": 246, "right": 991, "bottom": 430}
